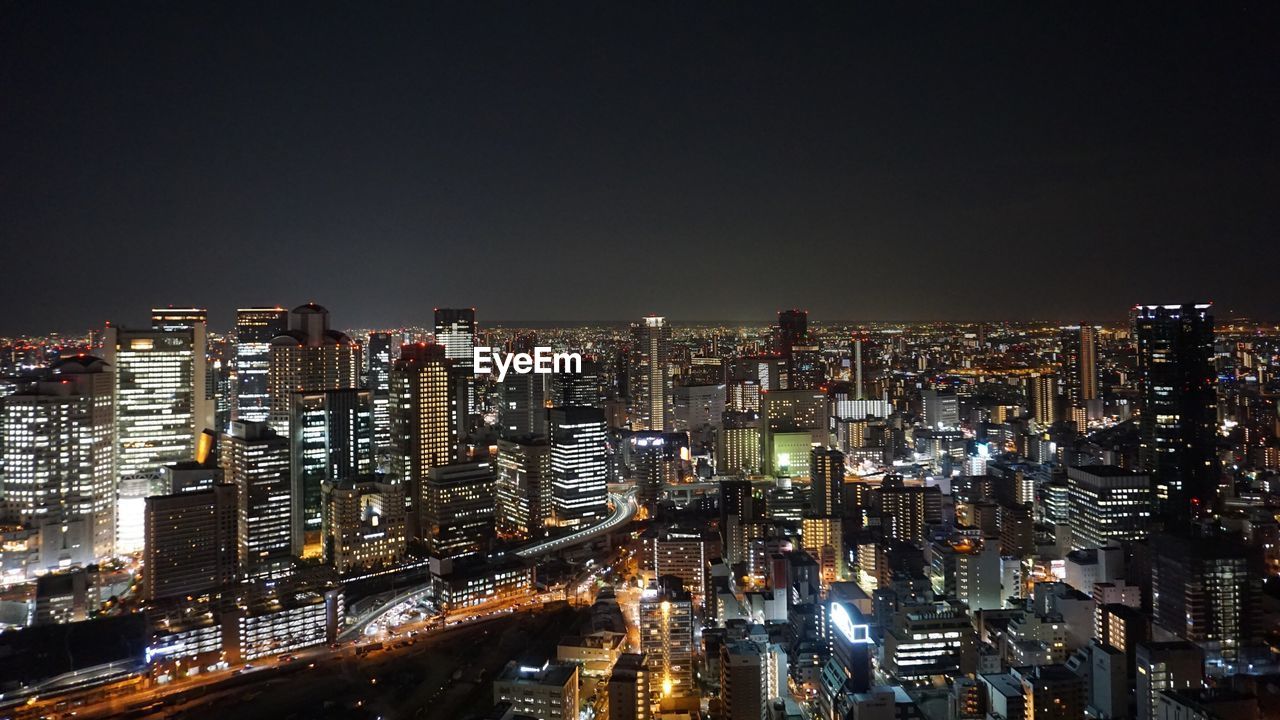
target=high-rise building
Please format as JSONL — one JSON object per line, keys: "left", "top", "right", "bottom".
{"left": 499, "top": 371, "right": 549, "bottom": 438}
{"left": 423, "top": 461, "right": 495, "bottom": 559}
{"left": 104, "top": 319, "right": 210, "bottom": 553}
{"left": 143, "top": 483, "right": 237, "bottom": 600}
{"left": 495, "top": 436, "right": 552, "bottom": 539}
{"left": 1060, "top": 325, "right": 1098, "bottom": 407}
{"left": 775, "top": 309, "right": 824, "bottom": 390}
{"left": 719, "top": 411, "right": 761, "bottom": 476}
{"left": 289, "top": 388, "right": 372, "bottom": 556}
{"left": 810, "top": 446, "right": 845, "bottom": 516}
{"left": 1135, "top": 303, "right": 1218, "bottom": 523}
{"left": 921, "top": 389, "right": 960, "bottom": 429}
{"left": 1151, "top": 531, "right": 1262, "bottom": 666}
{"left": 267, "top": 303, "right": 362, "bottom": 434}
{"left": 639, "top": 577, "right": 694, "bottom": 703}
{"left": 607, "top": 653, "right": 651, "bottom": 720}
{"left": 150, "top": 307, "right": 215, "bottom": 432}
{"left": 652, "top": 527, "right": 708, "bottom": 599}
{"left": 552, "top": 360, "right": 601, "bottom": 408}
{"left": 1135, "top": 641, "right": 1203, "bottom": 720}
{"left": 364, "top": 331, "right": 401, "bottom": 465}
{"left": 221, "top": 420, "right": 292, "bottom": 578}
{"left": 1027, "top": 373, "right": 1060, "bottom": 427}
{"left": 234, "top": 307, "right": 288, "bottom": 423}
{"left": 1066, "top": 465, "right": 1151, "bottom": 550}
{"left": 720, "top": 639, "right": 781, "bottom": 720}
{"left": 433, "top": 308, "right": 476, "bottom": 368}
{"left": 877, "top": 475, "right": 940, "bottom": 546}
{"left": 631, "top": 316, "right": 671, "bottom": 431}
{"left": 322, "top": 476, "right": 406, "bottom": 574}
{"left": 549, "top": 406, "right": 609, "bottom": 527}
{"left": 0, "top": 356, "right": 115, "bottom": 564}
{"left": 1020, "top": 664, "right": 1086, "bottom": 720}
{"left": 390, "top": 343, "right": 459, "bottom": 538}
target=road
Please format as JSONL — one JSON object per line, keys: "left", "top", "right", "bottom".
{"left": 515, "top": 487, "right": 637, "bottom": 558}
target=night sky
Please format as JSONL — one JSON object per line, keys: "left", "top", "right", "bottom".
{"left": 2, "top": 2, "right": 1278, "bottom": 334}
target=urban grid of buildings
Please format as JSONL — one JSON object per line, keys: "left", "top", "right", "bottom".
{"left": 0, "top": 302, "right": 1278, "bottom": 720}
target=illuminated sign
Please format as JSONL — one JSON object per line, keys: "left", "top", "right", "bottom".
{"left": 830, "top": 602, "right": 871, "bottom": 644}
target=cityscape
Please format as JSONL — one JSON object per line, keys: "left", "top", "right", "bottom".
{"left": 2, "top": 4, "right": 1280, "bottom": 720}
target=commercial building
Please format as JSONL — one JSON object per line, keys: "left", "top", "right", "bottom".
{"left": 221, "top": 420, "right": 292, "bottom": 578}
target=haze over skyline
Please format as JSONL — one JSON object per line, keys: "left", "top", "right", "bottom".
{"left": 3, "top": 2, "right": 1278, "bottom": 334}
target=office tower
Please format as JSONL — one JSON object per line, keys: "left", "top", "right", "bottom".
{"left": 653, "top": 527, "right": 708, "bottom": 598}
{"left": 495, "top": 436, "right": 552, "bottom": 539}
{"left": 882, "top": 604, "right": 977, "bottom": 680}
{"left": 1151, "top": 531, "right": 1262, "bottom": 666}
{"left": 104, "top": 320, "right": 209, "bottom": 553}
{"left": 631, "top": 315, "right": 671, "bottom": 431}
{"left": 1020, "top": 664, "right": 1086, "bottom": 720}
{"left": 802, "top": 515, "right": 844, "bottom": 586}
{"left": 390, "top": 343, "right": 460, "bottom": 537}
{"left": 1135, "top": 641, "right": 1204, "bottom": 720}
{"left": 877, "top": 475, "right": 940, "bottom": 546}
{"left": 760, "top": 388, "right": 827, "bottom": 476}
{"left": 234, "top": 307, "right": 288, "bottom": 423}
{"left": 433, "top": 307, "right": 476, "bottom": 367}
{"left": 552, "top": 359, "right": 601, "bottom": 408}
{"left": 221, "top": 420, "right": 292, "bottom": 578}
{"left": 639, "top": 577, "right": 694, "bottom": 702}
{"left": 143, "top": 483, "right": 237, "bottom": 600}
{"left": 499, "top": 371, "right": 549, "bottom": 438}
{"left": 150, "top": 307, "right": 215, "bottom": 432}
{"left": 774, "top": 309, "right": 824, "bottom": 390}
{"left": 810, "top": 446, "right": 844, "bottom": 516}
{"left": 1065, "top": 465, "right": 1151, "bottom": 550}
{"left": 607, "top": 653, "right": 650, "bottom": 720}
{"left": 0, "top": 356, "right": 115, "bottom": 564}
{"left": 671, "top": 382, "right": 727, "bottom": 434}
{"left": 1027, "top": 373, "right": 1059, "bottom": 426}
{"left": 322, "top": 476, "right": 406, "bottom": 574}
{"left": 951, "top": 539, "right": 1002, "bottom": 611}
{"left": 549, "top": 406, "right": 609, "bottom": 528}
{"left": 632, "top": 432, "right": 676, "bottom": 512}
{"left": 1060, "top": 325, "right": 1098, "bottom": 406}
{"left": 1135, "top": 303, "right": 1217, "bottom": 523}
{"left": 492, "top": 660, "right": 579, "bottom": 720}
{"left": 289, "top": 388, "right": 373, "bottom": 556}
{"left": 720, "top": 640, "right": 778, "bottom": 720}
{"left": 267, "top": 303, "right": 362, "bottom": 434}
{"left": 160, "top": 430, "right": 222, "bottom": 493}
{"left": 921, "top": 388, "right": 959, "bottom": 429}
{"left": 365, "top": 331, "right": 400, "bottom": 463}
{"left": 719, "top": 411, "right": 761, "bottom": 476}
{"left": 422, "top": 461, "right": 495, "bottom": 559}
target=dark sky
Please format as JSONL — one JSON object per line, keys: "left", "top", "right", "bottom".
{"left": 2, "top": 2, "right": 1278, "bottom": 333}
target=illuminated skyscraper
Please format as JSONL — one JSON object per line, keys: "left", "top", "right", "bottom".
{"left": 390, "top": 343, "right": 459, "bottom": 539}
{"left": 549, "top": 406, "right": 609, "bottom": 527}
{"left": 775, "top": 309, "right": 823, "bottom": 390}
{"left": 1135, "top": 303, "right": 1217, "bottom": 523}
{"left": 552, "top": 359, "right": 600, "bottom": 408}
{"left": 433, "top": 308, "right": 476, "bottom": 368}
{"left": 1027, "top": 373, "right": 1060, "bottom": 427}
{"left": 639, "top": 576, "right": 694, "bottom": 703}
{"left": 104, "top": 318, "right": 210, "bottom": 553}
{"left": 267, "top": 303, "right": 362, "bottom": 434}
{"left": 365, "top": 331, "right": 400, "bottom": 465}
{"left": 234, "top": 307, "right": 288, "bottom": 423}
{"left": 499, "top": 371, "right": 549, "bottom": 438}
{"left": 495, "top": 435, "right": 551, "bottom": 539}
{"left": 143, "top": 483, "right": 238, "bottom": 601}
{"left": 221, "top": 420, "right": 292, "bottom": 578}
{"left": 0, "top": 356, "right": 115, "bottom": 564}
{"left": 810, "top": 446, "right": 845, "bottom": 516}
{"left": 289, "top": 388, "right": 372, "bottom": 556}
{"left": 631, "top": 316, "right": 671, "bottom": 431}
{"left": 422, "top": 461, "right": 495, "bottom": 559}
{"left": 1060, "top": 325, "right": 1098, "bottom": 407}
{"left": 1066, "top": 465, "right": 1151, "bottom": 550}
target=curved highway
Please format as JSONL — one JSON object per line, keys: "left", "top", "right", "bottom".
{"left": 515, "top": 487, "right": 637, "bottom": 558}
